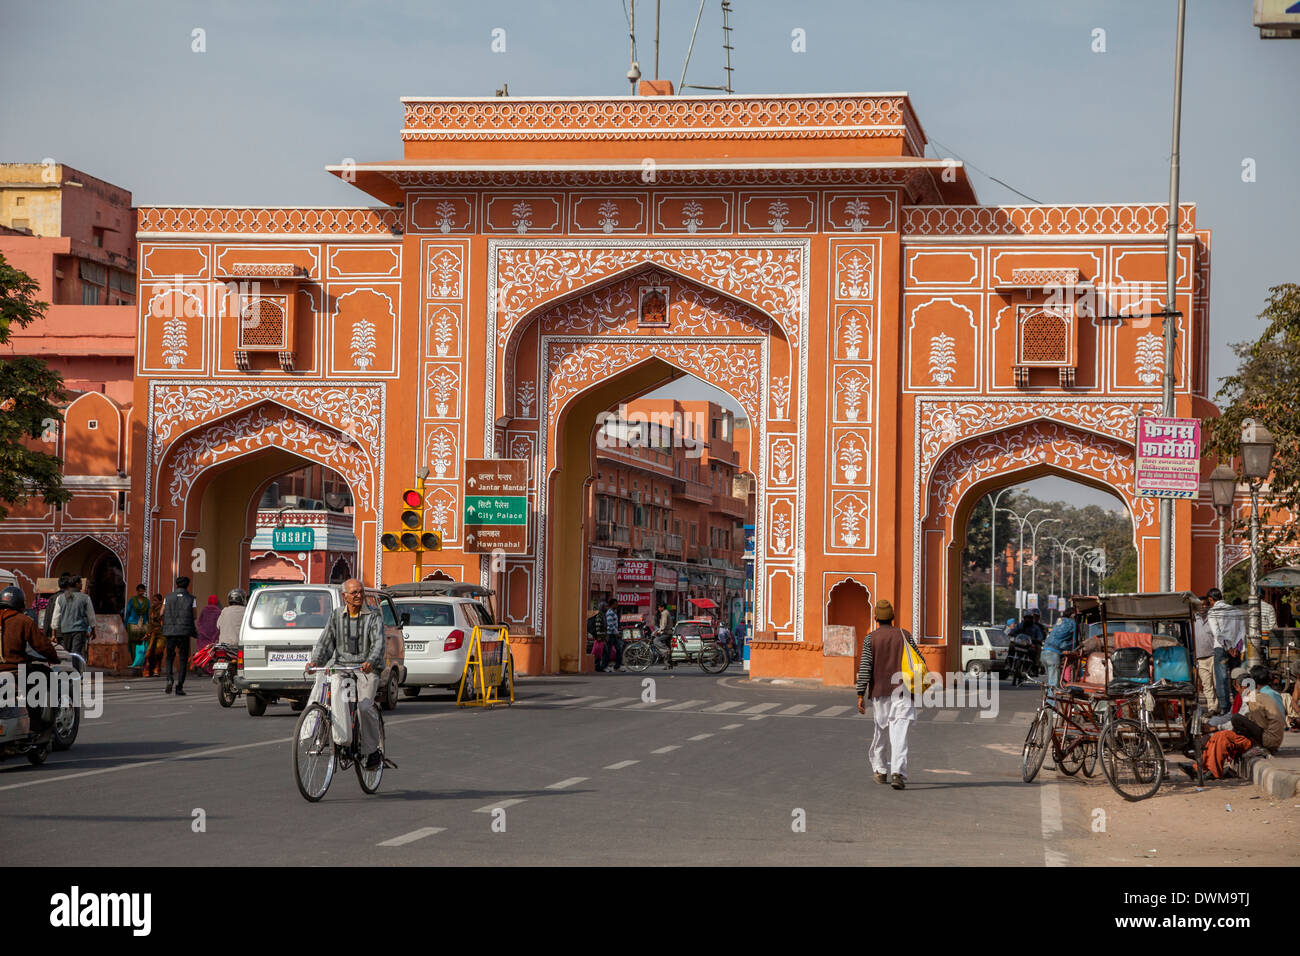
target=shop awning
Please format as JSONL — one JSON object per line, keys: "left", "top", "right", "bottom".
{"left": 689, "top": 597, "right": 718, "bottom": 610}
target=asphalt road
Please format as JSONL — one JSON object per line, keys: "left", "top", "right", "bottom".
{"left": 1, "top": 668, "right": 1092, "bottom": 865}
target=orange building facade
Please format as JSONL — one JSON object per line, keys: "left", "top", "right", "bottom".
{"left": 120, "top": 91, "right": 1222, "bottom": 680}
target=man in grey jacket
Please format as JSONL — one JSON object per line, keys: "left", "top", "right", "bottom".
{"left": 308, "top": 579, "right": 385, "bottom": 770}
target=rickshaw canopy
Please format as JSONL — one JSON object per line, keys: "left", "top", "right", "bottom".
{"left": 1072, "top": 591, "right": 1199, "bottom": 621}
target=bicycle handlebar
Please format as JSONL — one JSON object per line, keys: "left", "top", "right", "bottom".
{"left": 305, "top": 663, "right": 366, "bottom": 674}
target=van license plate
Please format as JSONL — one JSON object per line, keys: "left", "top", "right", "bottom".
{"left": 269, "top": 651, "right": 311, "bottom": 665}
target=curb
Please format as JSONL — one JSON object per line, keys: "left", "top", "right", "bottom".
{"left": 1251, "top": 759, "right": 1300, "bottom": 800}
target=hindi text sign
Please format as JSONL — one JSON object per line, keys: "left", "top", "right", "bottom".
{"left": 464, "top": 459, "right": 529, "bottom": 554}
{"left": 1134, "top": 416, "right": 1201, "bottom": 499}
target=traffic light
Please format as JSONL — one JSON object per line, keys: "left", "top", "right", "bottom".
{"left": 381, "top": 487, "right": 442, "bottom": 553}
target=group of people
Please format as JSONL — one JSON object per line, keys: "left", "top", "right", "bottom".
{"left": 37, "top": 574, "right": 250, "bottom": 694}
{"left": 1188, "top": 588, "right": 1295, "bottom": 780}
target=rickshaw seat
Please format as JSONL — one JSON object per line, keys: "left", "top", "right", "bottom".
{"left": 1113, "top": 631, "right": 1153, "bottom": 651}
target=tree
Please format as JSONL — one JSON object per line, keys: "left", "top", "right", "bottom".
{"left": 0, "top": 252, "right": 69, "bottom": 519}
{"left": 1205, "top": 283, "right": 1300, "bottom": 558}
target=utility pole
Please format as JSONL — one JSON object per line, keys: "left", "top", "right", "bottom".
{"left": 988, "top": 488, "right": 1012, "bottom": 626}
{"left": 1158, "top": 0, "right": 1187, "bottom": 592}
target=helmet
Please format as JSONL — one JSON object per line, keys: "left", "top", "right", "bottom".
{"left": 0, "top": 585, "right": 26, "bottom": 612}
{"left": 227, "top": 588, "right": 247, "bottom": 607}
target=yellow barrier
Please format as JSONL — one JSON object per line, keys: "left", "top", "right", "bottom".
{"left": 456, "top": 625, "right": 514, "bottom": 707}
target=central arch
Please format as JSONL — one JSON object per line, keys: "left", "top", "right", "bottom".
{"left": 491, "top": 253, "right": 801, "bottom": 672}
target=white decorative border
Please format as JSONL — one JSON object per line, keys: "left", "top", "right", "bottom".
{"left": 143, "top": 380, "right": 386, "bottom": 589}
{"left": 484, "top": 238, "right": 809, "bottom": 652}
{"left": 910, "top": 395, "right": 1162, "bottom": 638}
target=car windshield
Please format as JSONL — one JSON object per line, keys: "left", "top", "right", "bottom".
{"left": 987, "top": 629, "right": 1009, "bottom": 646}
{"left": 675, "top": 623, "right": 708, "bottom": 636}
{"left": 396, "top": 602, "right": 455, "bottom": 627}
{"left": 249, "top": 589, "right": 333, "bottom": 629}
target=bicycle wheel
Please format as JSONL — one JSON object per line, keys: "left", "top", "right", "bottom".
{"left": 356, "top": 711, "right": 386, "bottom": 794}
{"left": 698, "top": 642, "right": 729, "bottom": 675}
{"left": 1057, "top": 727, "right": 1085, "bottom": 776}
{"left": 1100, "top": 718, "right": 1165, "bottom": 802}
{"left": 293, "top": 703, "right": 336, "bottom": 802}
{"left": 623, "top": 642, "right": 652, "bottom": 672}
{"left": 1021, "top": 710, "right": 1050, "bottom": 783}
{"left": 1080, "top": 738, "right": 1099, "bottom": 778}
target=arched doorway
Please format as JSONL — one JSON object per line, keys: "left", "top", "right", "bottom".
{"left": 919, "top": 417, "right": 1156, "bottom": 665}
{"left": 145, "top": 401, "right": 375, "bottom": 599}
{"left": 491, "top": 254, "right": 797, "bottom": 671}
{"left": 48, "top": 536, "right": 127, "bottom": 615}
{"left": 825, "top": 577, "right": 872, "bottom": 683}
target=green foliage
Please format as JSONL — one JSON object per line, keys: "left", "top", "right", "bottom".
{"left": 1205, "top": 283, "right": 1300, "bottom": 558}
{"left": 960, "top": 487, "right": 1138, "bottom": 623}
{"left": 0, "top": 252, "right": 69, "bottom": 520}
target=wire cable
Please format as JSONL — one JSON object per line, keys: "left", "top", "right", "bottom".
{"left": 928, "top": 136, "right": 1042, "bottom": 204}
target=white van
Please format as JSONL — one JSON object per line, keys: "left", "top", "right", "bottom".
{"left": 236, "top": 584, "right": 407, "bottom": 716}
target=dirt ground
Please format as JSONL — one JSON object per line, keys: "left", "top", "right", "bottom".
{"left": 1057, "top": 766, "right": 1300, "bottom": 865}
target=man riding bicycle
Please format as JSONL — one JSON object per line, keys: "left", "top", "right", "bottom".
{"left": 307, "top": 579, "right": 385, "bottom": 771}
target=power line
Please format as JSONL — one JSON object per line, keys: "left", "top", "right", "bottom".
{"left": 928, "top": 136, "right": 1042, "bottom": 205}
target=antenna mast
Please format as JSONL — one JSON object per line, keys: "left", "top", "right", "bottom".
{"left": 681, "top": 0, "right": 735, "bottom": 94}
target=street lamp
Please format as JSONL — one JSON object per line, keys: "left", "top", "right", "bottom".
{"left": 1241, "top": 420, "right": 1275, "bottom": 667}
{"left": 1029, "top": 517, "right": 1061, "bottom": 619}
{"left": 1208, "top": 463, "right": 1237, "bottom": 591}
{"left": 987, "top": 488, "right": 1013, "bottom": 626}
{"left": 1002, "top": 507, "right": 1046, "bottom": 615}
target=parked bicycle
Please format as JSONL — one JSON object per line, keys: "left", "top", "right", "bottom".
{"left": 293, "top": 664, "right": 395, "bottom": 802}
{"left": 623, "top": 627, "right": 728, "bottom": 674}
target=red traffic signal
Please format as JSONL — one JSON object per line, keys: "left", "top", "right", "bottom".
{"left": 403, "top": 488, "right": 424, "bottom": 508}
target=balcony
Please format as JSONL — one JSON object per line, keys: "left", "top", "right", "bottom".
{"left": 718, "top": 492, "right": 749, "bottom": 518}
{"left": 678, "top": 479, "right": 714, "bottom": 505}
{"left": 594, "top": 522, "right": 630, "bottom": 546}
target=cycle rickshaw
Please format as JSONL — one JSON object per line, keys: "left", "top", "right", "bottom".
{"left": 1021, "top": 591, "right": 1206, "bottom": 800}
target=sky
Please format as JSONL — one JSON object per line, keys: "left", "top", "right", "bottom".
{"left": 2, "top": 0, "right": 1293, "bottom": 513}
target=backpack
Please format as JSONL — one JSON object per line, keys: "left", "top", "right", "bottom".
{"left": 899, "top": 632, "right": 926, "bottom": 694}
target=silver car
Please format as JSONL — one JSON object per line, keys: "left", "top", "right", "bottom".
{"left": 236, "top": 584, "right": 407, "bottom": 716}
{"left": 385, "top": 582, "right": 511, "bottom": 699}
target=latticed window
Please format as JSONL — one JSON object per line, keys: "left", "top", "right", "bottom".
{"left": 239, "top": 298, "right": 287, "bottom": 349}
{"left": 1019, "top": 311, "right": 1068, "bottom": 364}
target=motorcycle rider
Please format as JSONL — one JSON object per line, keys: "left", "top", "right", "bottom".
{"left": 1, "top": 586, "right": 60, "bottom": 728}
{"left": 215, "top": 588, "right": 248, "bottom": 646}
{"left": 307, "top": 578, "right": 385, "bottom": 771}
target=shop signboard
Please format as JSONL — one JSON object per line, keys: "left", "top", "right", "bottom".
{"left": 1134, "top": 416, "right": 1201, "bottom": 499}
{"left": 617, "top": 559, "right": 654, "bottom": 583}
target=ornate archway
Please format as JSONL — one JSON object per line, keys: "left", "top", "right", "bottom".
{"left": 144, "top": 397, "right": 380, "bottom": 590}
{"left": 917, "top": 415, "right": 1155, "bottom": 645}
{"left": 488, "top": 247, "right": 805, "bottom": 671}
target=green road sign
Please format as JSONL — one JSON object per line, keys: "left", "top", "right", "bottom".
{"left": 463, "top": 495, "right": 528, "bottom": 525}
{"left": 272, "top": 526, "right": 315, "bottom": 551}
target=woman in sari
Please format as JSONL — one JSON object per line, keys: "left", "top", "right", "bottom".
{"left": 144, "top": 593, "right": 166, "bottom": 677}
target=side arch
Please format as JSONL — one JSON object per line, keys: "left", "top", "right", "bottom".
{"left": 916, "top": 419, "right": 1154, "bottom": 648}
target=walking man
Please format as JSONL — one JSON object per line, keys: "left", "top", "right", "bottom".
{"left": 1193, "top": 596, "right": 1217, "bottom": 713}
{"left": 1206, "top": 588, "right": 1244, "bottom": 715}
{"left": 604, "top": 598, "right": 624, "bottom": 672}
{"left": 49, "top": 574, "right": 96, "bottom": 662}
{"left": 855, "top": 599, "right": 922, "bottom": 790}
{"left": 161, "top": 575, "right": 198, "bottom": 695}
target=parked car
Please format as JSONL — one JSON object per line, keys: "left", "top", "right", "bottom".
{"left": 384, "top": 582, "right": 510, "bottom": 698}
{"left": 236, "top": 584, "right": 406, "bottom": 716}
{"left": 960, "top": 624, "right": 1009, "bottom": 675}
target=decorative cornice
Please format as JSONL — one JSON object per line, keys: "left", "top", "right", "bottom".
{"left": 385, "top": 167, "right": 925, "bottom": 189}
{"left": 401, "top": 95, "right": 911, "bottom": 142}
{"left": 137, "top": 207, "right": 402, "bottom": 237}
{"left": 902, "top": 204, "right": 1196, "bottom": 238}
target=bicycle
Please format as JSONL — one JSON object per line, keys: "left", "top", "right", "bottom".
{"left": 293, "top": 664, "right": 395, "bottom": 802}
{"left": 1021, "top": 680, "right": 1103, "bottom": 783}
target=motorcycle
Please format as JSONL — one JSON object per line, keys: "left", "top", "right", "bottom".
{"left": 1004, "top": 636, "right": 1043, "bottom": 686}
{"left": 0, "top": 650, "right": 84, "bottom": 766}
{"left": 193, "top": 642, "right": 240, "bottom": 708}
{"left": 623, "top": 627, "right": 729, "bottom": 674}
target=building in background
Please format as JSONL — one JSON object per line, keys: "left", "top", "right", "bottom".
{"left": 0, "top": 164, "right": 138, "bottom": 612}
{"left": 587, "top": 399, "right": 753, "bottom": 627}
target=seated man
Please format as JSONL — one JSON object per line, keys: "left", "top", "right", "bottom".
{"left": 1184, "top": 666, "right": 1286, "bottom": 781}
